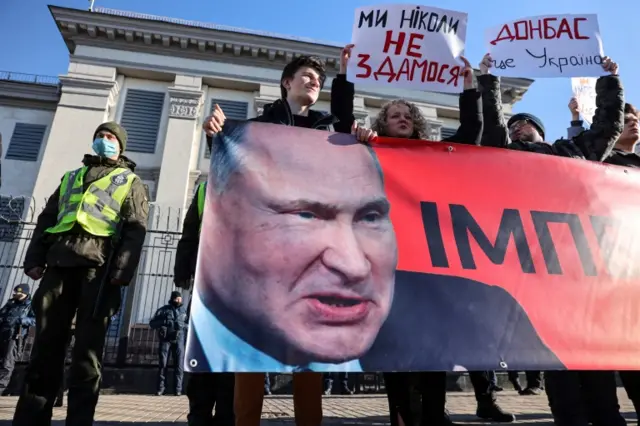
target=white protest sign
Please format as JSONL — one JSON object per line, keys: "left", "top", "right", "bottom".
{"left": 347, "top": 4, "right": 468, "bottom": 93}
{"left": 485, "top": 14, "right": 606, "bottom": 78}
{"left": 571, "top": 77, "right": 597, "bottom": 124}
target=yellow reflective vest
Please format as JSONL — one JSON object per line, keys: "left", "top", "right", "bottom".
{"left": 196, "top": 181, "right": 207, "bottom": 232}
{"left": 45, "top": 166, "right": 136, "bottom": 237}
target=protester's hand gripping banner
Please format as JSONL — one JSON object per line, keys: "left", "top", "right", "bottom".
{"left": 485, "top": 14, "right": 607, "bottom": 78}
{"left": 346, "top": 4, "right": 468, "bottom": 93}
{"left": 185, "top": 121, "right": 640, "bottom": 373}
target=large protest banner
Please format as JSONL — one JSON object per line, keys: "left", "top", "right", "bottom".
{"left": 186, "top": 120, "right": 640, "bottom": 373}
{"left": 485, "top": 14, "right": 607, "bottom": 78}
{"left": 346, "top": 4, "right": 467, "bottom": 93}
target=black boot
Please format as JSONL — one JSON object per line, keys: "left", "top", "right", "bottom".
{"left": 342, "top": 385, "right": 355, "bottom": 395}
{"left": 53, "top": 396, "right": 64, "bottom": 407}
{"left": 476, "top": 402, "right": 516, "bottom": 423}
{"left": 519, "top": 386, "right": 542, "bottom": 396}
{"left": 443, "top": 409, "right": 461, "bottom": 425}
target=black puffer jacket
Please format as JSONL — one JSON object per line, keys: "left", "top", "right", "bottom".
{"left": 567, "top": 120, "right": 640, "bottom": 167}
{"left": 0, "top": 297, "right": 35, "bottom": 340}
{"left": 205, "top": 98, "right": 340, "bottom": 148}
{"left": 149, "top": 301, "right": 188, "bottom": 342}
{"left": 331, "top": 73, "right": 483, "bottom": 146}
{"left": 174, "top": 192, "right": 200, "bottom": 286}
{"left": 24, "top": 154, "right": 149, "bottom": 284}
{"left": 251, "top": 98, "right": 338, "bottom": 130}
{"left": 478, "top": 74, "right": 624, "bottom": 160}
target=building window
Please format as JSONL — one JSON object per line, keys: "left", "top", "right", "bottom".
{"left": 204, "top": 99, "right": 249, "bottom": 158}
{"left": 441, "top": 127, "right": 457, "bottom": 139}
{"left": 4, "top": 123, "right": 47, "bottom": 162}
{"left": 119, "top": 89, "right": 165, "bottom": 154}
{"left": 0, "top": 196, "right": 25, "bottom": 242}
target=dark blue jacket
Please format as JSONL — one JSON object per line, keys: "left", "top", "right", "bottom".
{"left": 0, "top": 297, "right": 35, "bottom": 340}
{"left": 149, "top": 302, "right": 188, "bottom": 342}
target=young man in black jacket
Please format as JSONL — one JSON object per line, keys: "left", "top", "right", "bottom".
{"left": 568, "top": 100, "right": 640, "bottom": 167}
{"left": 201, "top": 55, "right": 341, "bottom": 426}
{"left": 477, "top": 53, "right": 623, "bottom": 160}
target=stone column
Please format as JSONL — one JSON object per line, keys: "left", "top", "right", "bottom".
{"left": 130, "top": 76, "right": 203, "bottom": 325}
{"left": 29, "top": 62, "right": 118, "bottom": 211}
{"left": 416, "top": 105, "right": 443, "bottom": 140}
{"left": 152, "top": 75, "right": 203, "bottom": 227}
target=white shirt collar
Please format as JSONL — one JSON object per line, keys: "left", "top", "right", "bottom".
{"left": 188, "top": 289, "right": 362, "bottom": 373}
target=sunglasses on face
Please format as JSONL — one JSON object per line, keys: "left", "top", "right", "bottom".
{"left": 509, "top": 119, "right": 533, "bottom": 133}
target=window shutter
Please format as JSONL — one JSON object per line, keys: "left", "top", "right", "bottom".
{"left": 441, "top": 127, "right": 457, "bottom": 139}
{"left": 205, "top": 99, "right": 248, "bottom": 158}
{"left": 5, "top": 123, "right": 47, "bottom": 161}
{"left": 119, "top": 89, "right": 165, "bottom": 154}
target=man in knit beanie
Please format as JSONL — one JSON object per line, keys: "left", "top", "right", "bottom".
{"left": 93, "top": 121, "right": 128, "bottom": 156}
{"left": 507, "top": 113, "right": 546, "bottom": 143}
{"left": 13, "top": 118, "right": 149, "bottom": 426}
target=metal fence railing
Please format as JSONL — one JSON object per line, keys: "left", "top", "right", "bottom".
{"left": 0, "top": 195, "right": 187, "bottom": 367}
{"left": 0, "top": 71, "right": 60, "bottom": 86}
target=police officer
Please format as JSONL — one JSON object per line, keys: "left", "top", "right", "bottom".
{"left": 174, "top": 146, "right": 235, "bottom": 425}
{"left": 150, "top": 291, "right": 188, "bottom": 396}
{"left": 0, "top": 284, "right": 35, "bottom": 396}
{"left": 13, "top": 121, "right": 149, "bottom": 426}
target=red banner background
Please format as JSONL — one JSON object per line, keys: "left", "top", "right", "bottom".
{"left": 372, "top": 138, "right": 640, "bottom": 370}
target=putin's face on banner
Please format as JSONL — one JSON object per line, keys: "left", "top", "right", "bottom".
{"left": 200, "top": 122, "right": 398, "bottom": 365}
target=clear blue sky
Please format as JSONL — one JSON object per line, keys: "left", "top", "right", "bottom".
{"left": 0, "top": 0, "right": 636, "bottom": 140}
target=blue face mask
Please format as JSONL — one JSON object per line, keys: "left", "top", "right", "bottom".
{"left": 92, "top": 137, "right": 119, "bottom": 157}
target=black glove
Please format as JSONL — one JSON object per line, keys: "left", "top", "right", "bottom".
{"left": 159, "top": 326, "right": 168, "bottom": 339}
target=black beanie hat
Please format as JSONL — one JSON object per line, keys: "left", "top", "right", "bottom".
{"left": 170, "top": 291, "right": 182, "bottom": 300}
{"left": 94, "top": 122, "right": 128, "bottom": 152}
{"left": 507, "top": 113, "right": 546, "bottom": 139}
{"left": 14, "top": 284, "right": 30, "bottom": 295}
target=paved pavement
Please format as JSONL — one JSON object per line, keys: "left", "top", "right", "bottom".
{"left": 0, "top": 390, "right": 637, "bottom": 425}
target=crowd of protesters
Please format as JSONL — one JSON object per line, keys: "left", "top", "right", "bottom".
{"left": 190, "top": 45, "right": 638, "bottom": 426}
{"left": 0, "top": 35, "right": 637, "bottom": 426}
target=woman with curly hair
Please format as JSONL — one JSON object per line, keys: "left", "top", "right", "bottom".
{"left": 369, "top": 99, "right": 431, "bottom": 140}
{"left": 352, "top": 61, "right": 481, "bottom": 146}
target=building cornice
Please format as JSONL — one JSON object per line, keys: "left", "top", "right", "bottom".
{"left": 50, "top": 6, "right": 343, "bottom": 70}
{"left": 48, "top": 6, "right": 533, "bottom": 106}
{"left": 0, "top": 80, "right": 61, "bottom": 111}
